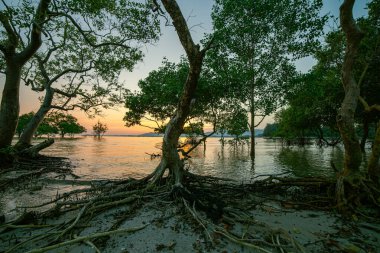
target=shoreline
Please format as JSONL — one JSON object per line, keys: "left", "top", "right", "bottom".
{"left": 1, "top": 164, "right": 379, "bottom": 253}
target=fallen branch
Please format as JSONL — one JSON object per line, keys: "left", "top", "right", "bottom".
{"left": 26, "top": 224, "right": 149, "bottom": 253}
{"left": 19, "top": 139, "right": 55, "bottom": 158}
{"left": 214, "top": 229, "right": 272, "bottom": 253}
{"left": 182, "top": 198, "right": 213, "bottom": 243}
{"left": 55, "top": 202, "right": 91, "bottom": 241}
{"left": 145, "top": 152, "right": 161, "bottom": 159}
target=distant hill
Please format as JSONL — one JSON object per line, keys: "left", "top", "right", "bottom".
{"left": 83, "top": 130, "right": 264, "bottom": 138}
{"left": 137, "top": 132, "right": 163, "bottom": 137}
{"left": 204, "top": 129, "right": 264, "bottom": 137}
{"left": 255, "top": 129, "right": 264, "bottom": 137}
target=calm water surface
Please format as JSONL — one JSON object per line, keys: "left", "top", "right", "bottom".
{"left": 40, "top": 136, "right": 344, "bottom": 181}
{"left": 1, "top": 136, "right": 344, "bottom": 219}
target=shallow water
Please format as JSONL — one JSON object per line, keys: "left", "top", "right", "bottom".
{"left": 1, "top": 136, "right": 344, "bottom": 220}
{"left": 40, "top": 136, "right": 343, "bottom": 181}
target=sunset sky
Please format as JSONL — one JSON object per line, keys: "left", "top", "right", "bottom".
{"left": 0, "top": 0, "right": 370, "bottom": 135}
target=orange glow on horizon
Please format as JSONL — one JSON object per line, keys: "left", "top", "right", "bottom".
{"left": 71, "top": 108, "right": 158, "bottom": 135}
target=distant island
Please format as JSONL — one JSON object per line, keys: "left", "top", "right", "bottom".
{"left": 82, "top": 129, "right": 264, "bottom": 137}
{"left": 82, "top": 129, "right": 264, "bottom": 138}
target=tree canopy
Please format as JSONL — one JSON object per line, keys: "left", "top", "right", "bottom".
{"left": 49, "top": 112, "right": 86, "bottom": 138}
{"left": 124, "top": 57, "right": 244, "bottom": 140}
{"left": 273, "top": 3, "right": 379, "bottom": 147}
{"left": 17, "top": 111, "right": 85, "bottom": 138}
{"left": 210, "top": 0, "right": 326, "bottom": 157}
{"left": 0, "top": 0, "right": 160, "bottom": 149}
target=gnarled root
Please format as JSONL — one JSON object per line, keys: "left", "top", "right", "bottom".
{"left": 4, "top": 171, "right": 378, "bottom": 253}
{"left": 335, "top": 171, "right": 380, "bottom": 215}
{"left": 18, "top": 139, "right": 54, "bottom": 158}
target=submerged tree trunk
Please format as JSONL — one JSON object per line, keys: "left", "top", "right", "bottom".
{"left": 336, "top": 0, "right": 364, "bottom": 209}
{"left": 0, "top": 63, "right": 22, "bottom": 149}
{"left": 249, "top": 72, "right": 255, "bottom": 159}
{"left": 250, "top": 109, "right": 255, "bottom": 159}
{"left": 149, "top": 0, "right": 210, "bottom": 187}
{"left": 249, "top": 42, "right": 256, "bottom": 159}
{"left": 368, "top": 121, "right": 380, "bottom": 183}
{"left": 15, "top": 88, "right": 54, "bottom": 150}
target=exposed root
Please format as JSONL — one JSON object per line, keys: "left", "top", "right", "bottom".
{"left": 2, "top": 170, "right": 379, "bottom": 253}
{"left": 82, "top": 238, "right": 101, "bottom": 253}
{"left": 214, "top": 229, "right": 273, "bottom": 253}
{"left": 148, "top": 160, "right": 168, "bottom": 186}
{"left": 182, "top": 198, "right": 214, "bottom": 243}
{"left": 54, "top": 202, "right": 91, "bottom": 241}
{"left": 0, "top": 156, "right": 74, "bottom": 191}
{"left": 335, "top": 173, "right": 380, "bottom": 215}
{"left": 18, "top": 139, "right": 55, "bottom": 158}
{"left": 26, "top": 224, "right": 148, "bottom": 253}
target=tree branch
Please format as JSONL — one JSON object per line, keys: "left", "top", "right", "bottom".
{"left": 53, "top": 88, "right": 77, "bottom": 98}
{"left": 2, "top": 0, "right": 26, "bottom": 50}
{"left": 181, "top": 130, "right": 215, "bottom": 157}
{"left": 50, "top": 105, "right": 78, "bottom": 111}
{"left": 48, "top": 62, "right": 93, "bottom": 86}
{"left": 358, "top": 96, "right": 380, "bottom": 113}
{"left": 357, "top": 45, "right": 376, "bottom": 88}
{"left": 48, "top": 12, "right": 132, "bottom": 50}
{"left": 25, "top": 78, "right": 44, "bottom": 92}
{"left": 200, "top": 35, "right": 215, "bottom": 56}
{"left": 339, "top": 0, "right": 364, "bottom": 91}
{"left": 16, "top": 0, "right": 51, "bottom": 64}
{"left": 160, "top": 0, "right": 199, "bottom": 62}
{"left": 42, "top": 39, "right": 66, "bottom": 64}
{"left": 53, "top": 75, "right": 83, "bottom": 109}
{"left": 0, "top": 44, "right": 6, "bottom": 54}
{"left": 143, "top": 116, "right": 163, "bottom": 130}
{"left": 0, "top": 11, "right": 18, "bottom": 49}
{"left": 35, "top": 55, "right": 51, "bottom": 84}
{"left": 254, "top": 115, "right": 266, "bottom": 128}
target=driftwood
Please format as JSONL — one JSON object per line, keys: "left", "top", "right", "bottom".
{"left": 145, "top": 152, "right": 161, "bottom": 159}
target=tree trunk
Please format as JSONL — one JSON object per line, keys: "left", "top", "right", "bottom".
{"left": 368, "top": 121, "right": 380, "bottom": 184}
{"left": 0, "top": 0, "right": 50, "bottom": 149}
{"left": 0, "top": 62, "right": 22, "bottom": 149}
{"left": 15, "top": 88, "right": 54, "bottom": 150}
{"left": 336, "top": 0, "right": 364, "bottom": 209}
{"left": 149, "top": 0, "right": 208, "bottom": 187}
{"left": 337, "top": 0, "right": 364, "bottom": 173}
{"left": 250, "top": 111, "right": 255, "bottom": 159}
{"left": 249, "top": 33, "right": 255, "bottom": 159}
{"left": 19, "top": 139, "right": 54, "bottom": 158}
{"left": 249, "top": 50, "right": 255, "bottom": 159}
{"left": 152, "top": 56, "right": 203, "bottom": 186}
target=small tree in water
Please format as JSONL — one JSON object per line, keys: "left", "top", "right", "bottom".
{"left": 93, "top": 121, "right": 108, "bottom": 139}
